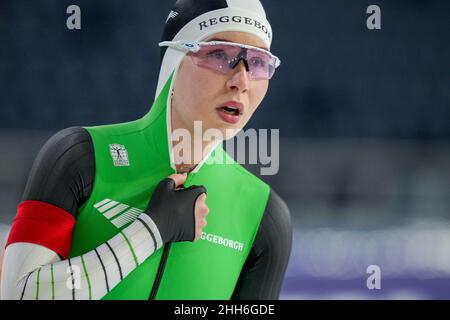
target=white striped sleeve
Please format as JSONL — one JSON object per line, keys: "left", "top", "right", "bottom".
{"left": 1, "top": 213, "right": 164, "bottom": 300}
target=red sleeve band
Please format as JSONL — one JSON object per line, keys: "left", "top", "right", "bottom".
{"left": 5, "top": 200, "right": 76, "bottom": 258}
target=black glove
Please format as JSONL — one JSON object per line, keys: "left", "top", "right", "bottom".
{"left": 145, "top": 177, "right": 207, "bottom": 243}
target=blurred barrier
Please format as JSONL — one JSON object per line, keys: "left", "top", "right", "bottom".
{"left": 289, "top": 223, "right": 450, "bottom": 280}
{"left": 0, "top": 223, "right": 10, "bottom": 298}
{"left": 282, "top": 222, "right": 450, "bottom": 299}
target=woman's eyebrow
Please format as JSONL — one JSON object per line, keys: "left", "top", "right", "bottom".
{"left": 207, "top": 38, "right": 230, "bottom": 42}
{"left": 206, "top": 38, "right": 268, "bottom": 50}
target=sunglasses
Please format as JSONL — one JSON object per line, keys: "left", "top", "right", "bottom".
{"left": 159, "top": 40, "right": 281, "bottom": 80}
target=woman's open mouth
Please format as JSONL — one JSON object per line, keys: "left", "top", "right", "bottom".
{"left": 216, "top": 102, "right": 244, "bottom": 124}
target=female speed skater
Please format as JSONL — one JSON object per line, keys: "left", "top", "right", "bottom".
{"left": 1, "top": 0, "right": 292, "bottom": 300}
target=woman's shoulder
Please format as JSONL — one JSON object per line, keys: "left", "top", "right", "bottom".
{"left": 22, "top": 126, "right": 95, "bottom": 216}
{"left": 265, "top": 187, "right": 291, "bottom": 224}
{"left": 44, "top": 126, "right": 92, "bottom": 148}
{"left": 35, "top": 127, "right": 95, "bottom": 173}
{"left": 254, "top": 187, "right": 292, "bottom": 256}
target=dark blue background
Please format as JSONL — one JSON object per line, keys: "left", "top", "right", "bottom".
{"left": 0, "top": 0, "right": 448, "bottom": 139}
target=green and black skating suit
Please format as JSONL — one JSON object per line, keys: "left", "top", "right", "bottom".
{"left": 16, "top": 74, "right": 292, "bottom": 300}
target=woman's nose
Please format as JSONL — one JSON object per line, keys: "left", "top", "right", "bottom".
{"left": 227, "top": 60, "right": 249, "bottom": 93}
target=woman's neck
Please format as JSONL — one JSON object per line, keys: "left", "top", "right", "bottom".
{"left": 171, "top": 111, "right": 219, "bottom": 174}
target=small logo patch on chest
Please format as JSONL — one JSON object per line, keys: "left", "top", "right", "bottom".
{"left": 109, "top": 144, "right": 130, "bottom": 166}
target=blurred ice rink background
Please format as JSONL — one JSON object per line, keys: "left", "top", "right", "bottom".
{"left": 0, "top": 0, "right": 449, "bottom": 299}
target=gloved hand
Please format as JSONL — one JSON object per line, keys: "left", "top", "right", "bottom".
{"left": 145, "top": 173, "right": 209, "bottom": 244}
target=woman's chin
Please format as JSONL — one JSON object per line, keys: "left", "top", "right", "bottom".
{"left": 202, "top": 122, "right": 240, "bottom": 140}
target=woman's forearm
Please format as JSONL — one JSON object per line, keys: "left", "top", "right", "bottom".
{"left": 1, "top": 213, "right": 162, "bottom": 300}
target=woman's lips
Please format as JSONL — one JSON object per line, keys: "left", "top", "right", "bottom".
{"left": 216, "top": 107, "right": 242, "bottom": 124}
{"left": 216, "top": 101, "right": 244, "bottom": 124}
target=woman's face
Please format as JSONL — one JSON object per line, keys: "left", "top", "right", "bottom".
{"left": 171, "top": 31, "right": 270, "bottom": 139}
